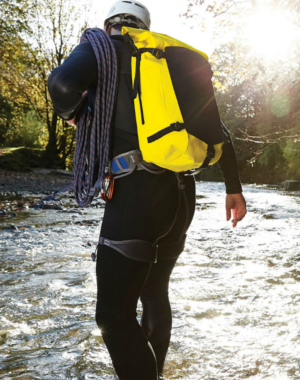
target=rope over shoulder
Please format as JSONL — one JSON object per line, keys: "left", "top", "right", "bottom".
{"left": 74, "top": 28, "right": 118, "bottom": 207}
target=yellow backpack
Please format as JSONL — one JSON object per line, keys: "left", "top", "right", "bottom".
{"left": 122, "top": 27, "right": 225, "bottom": 172}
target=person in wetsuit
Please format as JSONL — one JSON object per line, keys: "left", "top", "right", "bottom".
{"left": 47, "top": 1, "right": 247, "bottom": 379}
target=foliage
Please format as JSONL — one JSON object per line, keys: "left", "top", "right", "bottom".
{"left": 2, "top": 111, "right": 44, "bottom": 148}
{"left": 0, "top": 147, "right": 44, "bottom": 172}
{"left": 282, "top": 139, "right": 300, "bottom": 179}
{"left": 0, "top": 0, "right": 88, "bottom": 168}
{"left": 184, "top": 0, "right": 300, "bottom": 183}
{"left": 0, "top": 1, "right": 33, "bottom": 147}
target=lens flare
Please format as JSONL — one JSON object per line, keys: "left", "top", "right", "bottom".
{"left": 245, "top": 10, "right": 297, "bottom": 61}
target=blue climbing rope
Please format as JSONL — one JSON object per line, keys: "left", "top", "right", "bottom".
{"left": 74, "top": 28, "right": 118, "bottom": 207}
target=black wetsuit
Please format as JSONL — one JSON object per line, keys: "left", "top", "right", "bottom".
{"left": 48, "top": 35, "right": 242, "bottom": 380}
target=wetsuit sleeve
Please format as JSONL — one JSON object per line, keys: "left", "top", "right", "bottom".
{"left": 218, "top": 123, "right": 243, "bottom": 194}
{"left": 47, "top": 42, "right": 97, "bottom": 120}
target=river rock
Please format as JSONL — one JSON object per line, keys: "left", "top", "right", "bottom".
{"left": 58, "top": 209, "right": 83, "bottom": 214}
{"left": 42, "top": 194, "right": 60, "bottom": 202}
{"left": 18, "top": 225, "right": 35, "bottom": 230}
{"left": 7, "top": 213, "right": 17, "bottom": 217}
{"left": 32, "top": 203, "right": 63, "bottom": 210}
{"left": 42, "top": 204, "right": 63, "bottom": 210}
{"left": 282, "top": 180, "right": 300, "bottom": 191}
{"left": 74, "top": 219, "right": 99, "bottom": 226}
{"left": 33, "top": 204, "right": 43, "bottom": 210}
{"left": 2, "top": 224, "right": 18, "bottom": 231}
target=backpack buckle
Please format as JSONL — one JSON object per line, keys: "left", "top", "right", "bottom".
{"left": 123, "top": 32, "right": 139, "bottom": 56}
{"left": 151, "top": 49, "right": 164, "bottom": 59}
{"left": 171, "top": 122, "right": 184, "bottom": 131}
{"left": 131, "top": 42, "right": 139, "bottom": 57}
{"left": 206, "top": 145, "right": 215, "bottom": 159}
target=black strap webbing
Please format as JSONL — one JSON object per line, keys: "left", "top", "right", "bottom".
{"left": 123, "top": 34, "right": 166, "bottom": 127}
{"left": 199, "top": 144, "right": 215, "bottom": 169}
{"left": 138, "top": 48, "right": 165, "bottom": 59}
{"left": 147, "top": 122, "right": 185, "bottom": 143}
{"left": 152, "top": 173, "right": 184, "bottom": 247}
{"left": 123, "top": 33, "right": 145, "bottom": 124}
{"left": 132, "top": 53, "right": 141, "bottom": 99}
{"left": 123, "top": 33, "right": 139, "bottom": 56}
{"left": 96, "top": 234, "right": 187, "bottom": 262}
{"left": 98, "top": 237, "right": 158, "bottom": 263}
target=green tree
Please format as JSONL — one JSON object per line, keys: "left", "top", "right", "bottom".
{"left": 184, "top": 0, "right": 300, "bottom": 182}
{"left": 27, "top": 0, "right": 82, "bottom": 167}
{"left": 0, "top": 1, "right": 33, "bottom": 145}
{"left": 0, "top": 0, "right": 89, "bottom": 168}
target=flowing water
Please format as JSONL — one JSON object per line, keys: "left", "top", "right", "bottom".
{"left": 0, "top": 182, "right": 300, "bottom": 380}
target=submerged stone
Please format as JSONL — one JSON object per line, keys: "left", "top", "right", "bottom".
{"left": 282, "top": 180, "right": 300, "bottom": 191}
{"left": 18, "top": 225, "right": 35, "bottom": 230}
{"left": 263, "top": 214, "right": 275, "bottom": 219}
{"left": 0, "top": 210, "right": 7, "bottom": 217}
{"left": 7, "top": 213, "right": 17, "bottom": 217}
{"left": 57, "top": 209, "right": 83, "bottom": 214}
{"left": 41, "top": 204, "right": 63, "bottom": 210}
{"left": 2, "top": 224, "right": 18, "bottom": 231}
{"left": 33, "top": 204, "right": 43, "bottom": 210}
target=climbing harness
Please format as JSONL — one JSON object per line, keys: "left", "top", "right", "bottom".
{"left": 71, "top": 28, "right": 224, "bottom": 262}
{"left": 110, "top": 150, "right": 166, "bottom": 178}
{"left": 94, "top": 171, "right": 189, "bottom": 263}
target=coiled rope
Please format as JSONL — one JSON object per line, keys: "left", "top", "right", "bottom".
{"left": 74, "top": 28, "right": 118, "bottom": 207}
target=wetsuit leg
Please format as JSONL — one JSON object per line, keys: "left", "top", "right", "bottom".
{"left": 96, "top": 171, "right": 196, "bottom": 379}
{"left": 95, "top": 245, "right": 158, "bottom": 380}
{"left": 140, "top": 256, "right": 178, "bottom": 376}
{"left": 140, "top": 174, "right": 196, "bottom": 377}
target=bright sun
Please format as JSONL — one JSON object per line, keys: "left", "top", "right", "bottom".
{"left": 245, "top": 10, "right": 297, "bottom": 61}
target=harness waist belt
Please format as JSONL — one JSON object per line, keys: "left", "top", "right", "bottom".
{"left": 110, "top": 149, "right": 166, "bottom": 177}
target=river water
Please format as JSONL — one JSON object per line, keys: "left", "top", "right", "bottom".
{"left": 0, "top": 182, "right": 300, "bottom": 380}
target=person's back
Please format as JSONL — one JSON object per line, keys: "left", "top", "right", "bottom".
{"left": 47, "top": 1, "right": 246, "bottom": 378}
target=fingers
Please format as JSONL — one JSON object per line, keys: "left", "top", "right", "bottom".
{"left": 66, "top": 114, "right": 76, "bottom": 126}
{"left": 66, "top": 119, "right": 76, "bottom": 126}
{"left": 231, "top": 215, "right": 243, "bottom": 228}
{"left": 231, "top": 208, "right": 247, "bottom": 227}
{"left": 226, "top": 205, "right": 231, "bottom": 221}
{"left": 225, "top": 193, "right": 247, "bottom": 227}
{"left": 225, "top": 195, "right": 234, "bottom": 221}
{"left": 236, "top": 205, "right": 247, "bottom": 221}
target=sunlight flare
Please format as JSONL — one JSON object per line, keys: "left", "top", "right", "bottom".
{"left": 245, "top": 10, "right": 297, "bottom": 61}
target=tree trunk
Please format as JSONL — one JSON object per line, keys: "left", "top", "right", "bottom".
{"left": 44, "top": 111, "right": 65, "bottom": 168}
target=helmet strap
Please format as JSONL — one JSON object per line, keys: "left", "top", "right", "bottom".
{"left": 106, "top": 15, "right": 148, "bottom": 30}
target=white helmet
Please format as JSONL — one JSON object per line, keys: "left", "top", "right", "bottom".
{"left": 104, "top": 1, "right": 151, "bottom": 30}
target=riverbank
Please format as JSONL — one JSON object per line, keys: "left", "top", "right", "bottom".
{"left": 0, "top": 169, "right": 73, "bottom": 194}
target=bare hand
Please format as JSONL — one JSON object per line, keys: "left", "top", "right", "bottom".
{"left": 66, "top": 115, "right": 76, "bottom": 126}
{"left": 226, "top": 193, "right": 247, "bottom": 228}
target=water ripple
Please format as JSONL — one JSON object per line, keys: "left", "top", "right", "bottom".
{"left": 1, "top": 183, "right": 300, "bottom": 379}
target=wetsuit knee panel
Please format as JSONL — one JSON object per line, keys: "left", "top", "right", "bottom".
{"left": 95, "top": 311, "right": 124, "bottom": 334}
{"left": 140, "top": 290, "right": 169, "bottom": 305}
{"left": 95, "top": 311, "right": 138, "bottom": 332}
